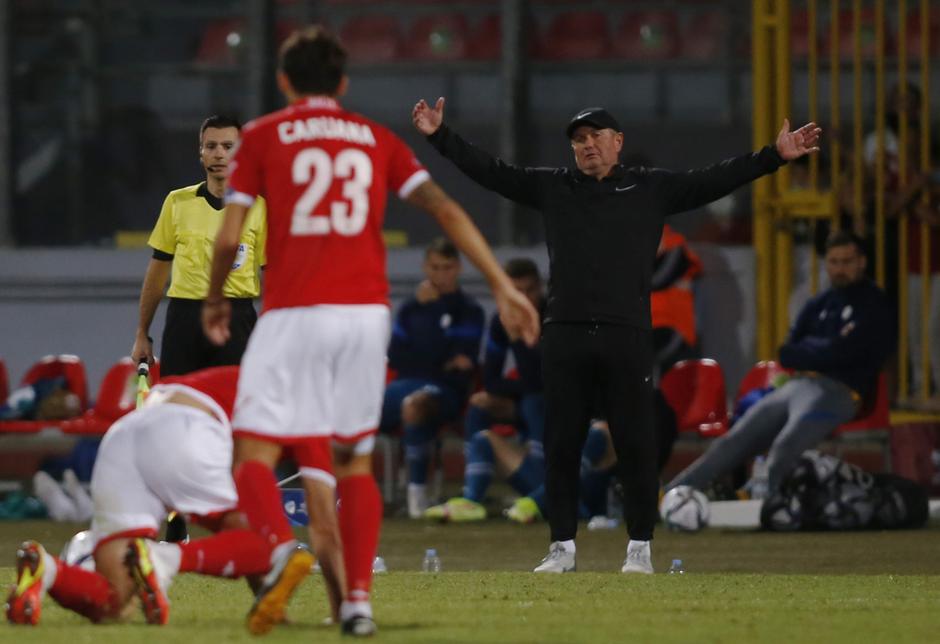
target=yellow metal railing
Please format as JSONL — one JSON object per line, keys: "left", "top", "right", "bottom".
{"left": 752, "top": 0, "right": 935, "bottom": 406}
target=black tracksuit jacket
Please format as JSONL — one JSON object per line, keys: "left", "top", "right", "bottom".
{"left": 428, "top": 124, "right": 786, "bottom": 329}
{"left": 427, "top": 123, "right": 786, "bottom": 543}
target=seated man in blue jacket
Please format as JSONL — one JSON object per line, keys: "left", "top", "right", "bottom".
{"left": 667, "top": 231, "right": 895, "bottom": 498}
{"left": 379, "top": 238, "right": 485, "bottom": 518}
{"left": 423, "top": 258, "right": 545, "bottom": 522}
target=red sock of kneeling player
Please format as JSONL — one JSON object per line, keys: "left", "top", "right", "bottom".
{"left": 233, "top": 459, "right": 295, "bottom": 548}
{"left": 178, "top": 529, "right": 271, "bottom": 577}
{"left": 338, "top": 474, "right": 382, "bottom": 602}
{"left": 49, "top": 559, "right": 121, "bottom": 623}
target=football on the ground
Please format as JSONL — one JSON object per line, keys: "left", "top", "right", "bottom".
{"left": 60, "top": 529, "right": 95, "bottom": 570}
{"left": 660, "top": 485, "right": 710, "bottom": 532}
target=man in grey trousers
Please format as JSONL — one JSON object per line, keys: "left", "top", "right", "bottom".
{"left": 667, "top": 231, "right": 895, "bottom": 497}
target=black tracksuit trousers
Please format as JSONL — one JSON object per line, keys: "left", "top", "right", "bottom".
{"left": 160, "top": 297, "right": 257, "bottom": 377}
{"left": 542, "top": 322, "right": 659, "bottom": 542}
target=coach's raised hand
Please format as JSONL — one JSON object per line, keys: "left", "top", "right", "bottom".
{"left": 412, "top": 97, "right": 445, "bottom": 136}
{"left": 776, "top": 119, "right": 822, "bottom": 161}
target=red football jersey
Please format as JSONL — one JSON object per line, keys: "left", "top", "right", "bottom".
{"left": 159, "top": 366, "right": 239, "bottom": 420}
{"left": 226, "top": 97, "right": 430, "bottom": 311}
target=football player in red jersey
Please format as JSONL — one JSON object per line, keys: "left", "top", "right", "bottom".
{"left": 5, "top": 367, "right": 319, "bottom": 627}
{"left": 201, "top": 26, "right": 539, "bottom": 637}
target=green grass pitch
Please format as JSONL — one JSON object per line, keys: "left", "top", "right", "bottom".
{"left": 1, "top": 519, "right": 939, "bottom": 643}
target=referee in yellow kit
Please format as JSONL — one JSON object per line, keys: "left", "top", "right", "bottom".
{"left": 131, "top": 115, "right": 267, "bottom": 377}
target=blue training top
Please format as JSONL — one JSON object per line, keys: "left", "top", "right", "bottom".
{"left": 778, "top": 279, "right": 895, "bottom": 399}
{"left": 387, "top": 289, "right": 485, "bottom": 395}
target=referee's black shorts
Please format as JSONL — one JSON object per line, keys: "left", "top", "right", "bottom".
{"left": 160, "top": 297, "right": 257, "bottom": 377}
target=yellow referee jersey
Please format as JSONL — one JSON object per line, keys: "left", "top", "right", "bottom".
{"left": 148, "top": 182, "right": 267, "bottom": 299}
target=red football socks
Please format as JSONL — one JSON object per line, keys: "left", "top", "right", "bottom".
{"left": 338, "top": 474, "right": 383, "bottom": 600}
{"left": 178, "top": 529, "right": 271, "bottom": 578}
{"left": 234, "top": 459, "right": 295, "bottom": 547}
{"left": 49, "top": 559, "right": 121, "bottom": 623}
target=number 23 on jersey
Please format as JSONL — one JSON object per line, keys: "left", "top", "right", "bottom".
{"left": 290, "top": 147, "right": 373, "bottom": 237}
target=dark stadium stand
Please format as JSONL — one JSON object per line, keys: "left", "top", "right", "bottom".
{"left": 403, "top": 13, "right": 471, "bottom": 60}
{"left": 340, "top": 15, "right": 403, "bottom": 63}
{"left": 610, "top": 10, "right": 679, "bottom": 60}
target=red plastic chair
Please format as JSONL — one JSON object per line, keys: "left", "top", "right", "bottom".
{"left": 403, "top": 14, "right": 470, "bottom": 60}
{"left": 905, "top": 9, "right": 940, "bottom": 58}
{"left": 19, "top": 354, "right": 89, "bottom": 413}
{"left": 837, "top": 372, "right": 890, "bottom": 432}
{"left": 822, "top": 9, "right": 896, "bottom": 61}
{"left": 340, "top": 15, "right": 402, "bottom": 63}
{"left": 789, "top": 9, "right": 816, "bottom": 60}
{"left": 0, "top": 358, "right": 8, "bottom": 403}
{"left": 610, "top": 11, "right": 678, "bottom": 60}
{"left": 538, "top": 11, "right": 610, "bottom": 60}
{"left": 735, "top": 360, "right": 792, "bottom": 403}
{"left": 0, "top": 354, "right": 89, "bottom": 434}
{"left": 60, "top": 358, "right": 161, "bottom": 436}
{"left": 680, "top": 11, "right": 726, "bottom": 60}
{"left": 196, "top": 19, "right": 244, "bottom": 66}
{"left": 660, "top": 359, "right": 729, "bottom": 438}
{"left": 831, "top": 372, "right": 892, "bottom": 470}
{"left": 468, "top": 14, "right": 501, "bottom": 60}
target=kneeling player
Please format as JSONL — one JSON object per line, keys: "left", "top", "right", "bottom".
{"left": 6, "top": 366, "right": 341, "bottom": 626}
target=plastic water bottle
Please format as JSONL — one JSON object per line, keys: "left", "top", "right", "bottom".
{"left": 748, "top": 455, "right": 769, "bottom": 500}
{"left": 587, "top": 515, "right": 619, "bottom": 531}
{"left": 668, "top": 558, "right": 684, "bottom": 575}
{"left": 422, "top": 548, "right": 441, "bottom": 573}
{"left": 372, "top": 556, "right": 387, "bottom": 574}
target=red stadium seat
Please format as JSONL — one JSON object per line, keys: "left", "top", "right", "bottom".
{"left": 905, "top": 9, "right": 940, "bottom": 58}
{"left": 403, "top": 14, "right": 470, "bottom": 60}
{"left": 680, "top": 10, "right": 727, "bottom": 60}
{"left": 789, "top": 9, "right": 816, "bottom": 59}
{"left": 467, "top": 13, "right": 539, "bottom": 60}
{"left": 838, "top": 372, "right": 890, "bottom": 432}
{"left": 822, "top": 9, "right": 896, "bottom": 60}
{"left": 538, "top": 11, "right": 610, "bottom": 60}
{"left": 19, "top": 354, "right": 89, "bottom": 413}
{"left": 0, "top": 358, "right": 159, "bottom": 436}
{"left": 59, "top": 358, "right": 161, "bottom": 436}
{"left": 660, "top": 359, "right": 729, "bottom": 438}
{"left": 735, "top": 360, "right": 791, "bottom": 403}
{"left": 0, "top": 354, "right": 89, "bottom": 434}
{"left": 196, "top": 19, "right": 301, "bottom": 65}
{"left": 468, "top": 14, "right": 501, "bottom": 60}
{"left": 340, "top": 15, "right": 402, "bottom": 63}
{"left": 196, "top": 19, "right": 245, "bottom": 66}
{"left": 611, "top": 11, "right": 678, "bottom": 60}
{"left": 735, "top": 362, "right": 892, "bottom": 471}
{"left": 832, "top": 372, "right": 891, "bottom": 470}
{"left": 0, "top": 358, "right": 8, "bottom": 403}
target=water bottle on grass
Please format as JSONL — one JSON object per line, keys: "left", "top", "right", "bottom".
{"left": 422, "top": 548, "right": 441, "bottom": 573}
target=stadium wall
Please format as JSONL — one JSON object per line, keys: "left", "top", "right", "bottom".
{"left": 0, "top": 245, "right": 821, "bottom": 400}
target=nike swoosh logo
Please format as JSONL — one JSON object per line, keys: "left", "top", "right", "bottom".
{"left": 615, "top": 184, "right": 637, "bottom": 192}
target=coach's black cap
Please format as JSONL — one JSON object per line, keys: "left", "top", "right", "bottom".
{"left": 565, "top": 107, "right": 621, "bottom": 139}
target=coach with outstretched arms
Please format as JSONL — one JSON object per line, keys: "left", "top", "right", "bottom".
{"left": 413, "top": 98, "right": 820, "bottom": 574}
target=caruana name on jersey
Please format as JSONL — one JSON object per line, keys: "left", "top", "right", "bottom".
{"left": 278, "top": 117, "right": 376, "bottom": 147}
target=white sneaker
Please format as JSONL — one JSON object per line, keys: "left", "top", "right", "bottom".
{"left": 621, "top": 540, "right": 653, "bottom": 574}
{"left": 533, "top": 542, "right": 575, "bottom": 573}
{"left": 407, "top": 484, "right": 428, "bottom": 519}
{"left": 61, "top": 469, "right": 94, "bottom": 522}
{"left": 32, "top": 471, "right": 78, "bottom": 522}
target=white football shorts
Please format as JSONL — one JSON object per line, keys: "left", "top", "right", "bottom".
{"left": 233, "top": 304, "right": 390, "bottom": 443}
{"left": 89, "top": 401, "right": 236, "bottom": 545}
